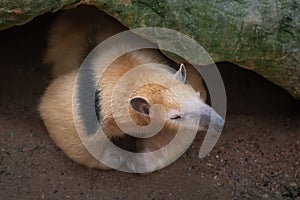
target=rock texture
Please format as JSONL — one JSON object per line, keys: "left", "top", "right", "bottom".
{"left": 0, "top": 0, "right": 299, "bottom": 99}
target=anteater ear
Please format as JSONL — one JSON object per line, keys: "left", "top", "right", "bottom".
{"left": 173, "top": 63, "right": 187, "bottom": 83}
{"left": 130, "top": 97, "right": 150, "bottom": 116}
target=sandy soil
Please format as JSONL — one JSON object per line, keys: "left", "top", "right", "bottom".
{"left": 0, "top": 10, "right": 299, "bottom": 200}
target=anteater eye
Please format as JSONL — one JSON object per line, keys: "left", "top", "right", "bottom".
{"left": 171, "top": 115, "right": 181, "bottom": 120}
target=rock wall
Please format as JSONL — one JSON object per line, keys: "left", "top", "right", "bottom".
{"left": 0, "top": 0, "right": 299, "bottom": 99}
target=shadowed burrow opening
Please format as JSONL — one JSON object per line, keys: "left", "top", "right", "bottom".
{"left": 217, "top": 61, "right": 299, "bottom": 117}
{"left": 0, "top": 5, "right": 299, "bottom": 149}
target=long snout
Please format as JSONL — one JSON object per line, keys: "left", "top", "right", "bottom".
{"left": 198, "top": 104, "right": 224, "bottom": 132}
{"left": 198, "top": 104, "right": 225, "bottom": 158}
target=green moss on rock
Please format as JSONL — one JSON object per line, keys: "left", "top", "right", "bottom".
{"left": 0, "top": 0, "right": 299, "bottom": 99}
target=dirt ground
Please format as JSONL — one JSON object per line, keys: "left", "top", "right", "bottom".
{"left": 0, "top": 10, "right": 299, "bottom": 200}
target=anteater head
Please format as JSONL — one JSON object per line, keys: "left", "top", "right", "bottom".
{"left": 127, "top": 64, "right": 224, "bottom": 137}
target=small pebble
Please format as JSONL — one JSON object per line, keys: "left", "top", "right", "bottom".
{"left": 289, "top": 182, "right": 298, "bottom": 187}
{"left": 262, "top": 193, "right": 269, "bottom": 198}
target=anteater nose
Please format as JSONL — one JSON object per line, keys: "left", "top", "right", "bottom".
{"left": 198, "top": 104, "right": 225, "bottom": 158}
{"left": 198, "top": 104, "right": 224, "bottom": 132}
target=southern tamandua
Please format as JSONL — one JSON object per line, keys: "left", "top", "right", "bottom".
{"left": 39, "top": 5, "right": 222, "bottom": 172}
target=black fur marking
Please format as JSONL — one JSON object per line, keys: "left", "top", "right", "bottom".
{"left": 111, "top": 135, "right": 137, "bottom": 153}
{"left": 76, "top": 61, "right": 101, "bottom": 136}
{"left": 95, "top": 89, "right": 102, "bottom": 122}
